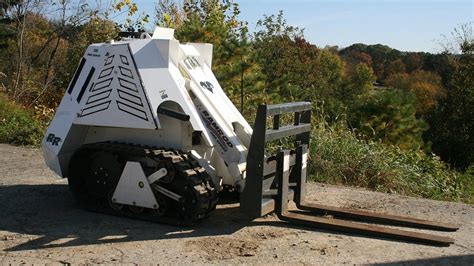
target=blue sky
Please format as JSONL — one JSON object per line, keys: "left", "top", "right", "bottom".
{"left": 130, "top": 0, "right": 473, "bottom": 52}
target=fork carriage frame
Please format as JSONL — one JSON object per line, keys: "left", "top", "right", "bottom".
{"left": 241, "top": 102, "right": 458, "bottom": 246}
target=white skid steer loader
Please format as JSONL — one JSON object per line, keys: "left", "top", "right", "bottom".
{"left": 42, "top": 27, "right": 458, "bottom": 246}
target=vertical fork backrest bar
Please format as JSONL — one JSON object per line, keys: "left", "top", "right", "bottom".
{"left": 240, "top": 104, "right": 267, "bottom": 217}
{"left": 273, "top": 114, "right": 280, "bottom": 130}
{"left": 296, "top": 110, "right": 311, "bottom": 146}
{"left": 276, "top": 150, "right": 291, "bottom": 216}
{"left": 294, "top": 112, "right": 301, "bottom": 125}
{"left": 294, "top": 144, "right": 308, "bottom": 207}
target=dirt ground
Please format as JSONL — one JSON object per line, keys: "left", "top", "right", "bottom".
{"left": 0, "top": 143, "right": 473, "bottom": 265}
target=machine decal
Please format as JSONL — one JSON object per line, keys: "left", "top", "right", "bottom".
{"left": 104, "top": 54, "right": 114, "bottom": 65}
{"left": 126, "top": 44, "right": 158, "bottom": 128}
{"left": 183, "top": 56, "right": 200, "bottom": 69}
{"left": 117, "top": 89, "right": 143, "bottom": 106}
{"left": 76, "top": 67, "right": 95, "bottom": 103}
{"left": 86, "top": 48, "right": 100, "bottom": 57}
{"left": 116, "top": 59, "right": 148, "bottom": 120}
{"left": 120, "top": 55, "right": 129, "bottom": 65}
{"left": 199, "top": 81, "right": 214, "bottom": 93}
{"left": 67, "top": 58, "right": 86, "bottom": 94}
{"left": 80, "top": 100, "right": 111, "bottom": 117}
{"left": 160, "top": 89, "right": 168, "bottom": 99}
{"left": 91, "top": 78, "right": 113, "bottom": 92}
{"left": 98, "top": 66, "right": 113, "bottom": 78}
{"left": 45, "top": 133, "right": 61, "bottom": 146}
{"left": 117, "top": 100, "right": 148, "bottom": 120}
{"left": 118, "top": 78, "right": 137, "bottom": 92}
{"left": 77, "top": 46, "right": 154, "bottom": 124}
{"left": 86, "top": 89, "right": 112, "bottom": 104}
{"left": 201, "top": 110, "right": 233, "bottom": 151}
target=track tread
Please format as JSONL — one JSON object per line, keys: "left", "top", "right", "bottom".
{"left": 68, "top": 141, "right": 218, "bottom": 225}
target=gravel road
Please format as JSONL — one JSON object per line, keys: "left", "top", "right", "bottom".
{"left": 0, "top": 144, "right": 473, "bottom": 264}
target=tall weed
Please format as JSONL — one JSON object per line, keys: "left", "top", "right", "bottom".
{"left": 0, "top": 94, "right": 46, "bottom": 146}
{"left": 309, "top": 115, "right": 473, "bottom": 203}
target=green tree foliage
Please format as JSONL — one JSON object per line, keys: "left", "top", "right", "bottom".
{"left": 343, "top": 63, "right": 376, "bottom": 100}
{"left": 0, "top": 0, "right": 20, "bottom": 49}
{"left": 253, "top": 11, "right": 346, "bottom": 117}
{"left": 426, "top": 23, "right": 474, "bottom": 168}
{"left": 253, "top": 11, "right": 304, "bottom": 102}
{"left": 154, "top": 0, "right": 184, "bottom": 28}
{"left": 349, "top": 89, "right": 427, "bottom": 150}
{"left": 112, "top": 0, "right": 149, "bottom": 31}
{"left": 422, "top": 52, "right": 457, "bottom": 87}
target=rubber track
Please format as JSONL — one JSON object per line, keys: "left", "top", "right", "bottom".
{"left": 69, "top": 141, "right": 218, "bottom": 226}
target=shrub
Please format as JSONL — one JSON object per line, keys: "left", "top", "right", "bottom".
{"left": 308, "top": 117, "right": 473, "bottom": 203}
{"left": 0, "top": 94, "right": 45, "bottom": 146}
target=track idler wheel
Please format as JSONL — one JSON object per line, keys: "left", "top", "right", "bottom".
{"left": 107, "top": 189, "right": 123, "bottom": 211}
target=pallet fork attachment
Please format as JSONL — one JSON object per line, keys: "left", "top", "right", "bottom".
{"left": 241, "top": 102, "right": 458, "bottom": 246}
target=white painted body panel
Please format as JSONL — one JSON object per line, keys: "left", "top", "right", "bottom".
{"left": 42, "top": 27, "right": 252, "bottom": 190}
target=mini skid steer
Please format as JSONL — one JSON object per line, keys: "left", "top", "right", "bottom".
{"left": 42, "top": 27, "right": 458, "bottom": 246}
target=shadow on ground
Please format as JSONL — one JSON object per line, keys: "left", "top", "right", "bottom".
{"left": 375, "top": 254, "right": 474, "bottom": 265}
{"left": 0, "top": 184, "right": 253, "bottom": 251}
{"left": 0, "top": 184, "right": 461, "bottom": 252}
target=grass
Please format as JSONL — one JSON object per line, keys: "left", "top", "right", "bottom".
{"left": 308, "top": 118, "right": 474, "bottom": 204}
{"left": 0, "top": 94, "right": 46, "bottom": 146}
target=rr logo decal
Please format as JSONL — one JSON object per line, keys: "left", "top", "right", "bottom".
{"left": 46, "top": 133, "right": 61, "bottom": 146}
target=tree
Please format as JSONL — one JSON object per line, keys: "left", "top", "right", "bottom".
{"left": 384, "top": 59, "right": 406, "bottom": 79}
{"left": 346, "top": 63, "right": 376, "bottom": 97}
{"left": 0, "top": 0, "right": 21, "bottom": 49}
{"left": 427, "top": 23, "right": 474, "bottom": 168}
{"left": 385, "top": 70, "right": 445, "bottom": 114}
{"left": 403, "top": 53, "right": 422, "bottom": 73}
{"left": 349, "top": 89, "right": 428, "bottom": 150}
{"left": 112, "top": 0, "right": 149, "bottom": 31}
{"left": 253, "top": 11, "right": 303, "bottom": 102}
{"left": 341, "top": 50, "right": 373, "bottom": 75}
{"left": 339, "top": 43, "right": 404, "bottom": 82}
{"left": 422, "top": 52, "right": 456, "bottom": 87}
{"left": 154, "top": 0, "right": 184, "bottom": 28}
{"left": 0, "top": 0, "right": 120, "bottom": 107}
{"left": 253, "top": 10, "right": 345, "bottom": 117}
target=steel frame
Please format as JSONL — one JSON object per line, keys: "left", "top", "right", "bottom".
{"left": 242, "top": 102, "right": 459, "bottom": 246}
